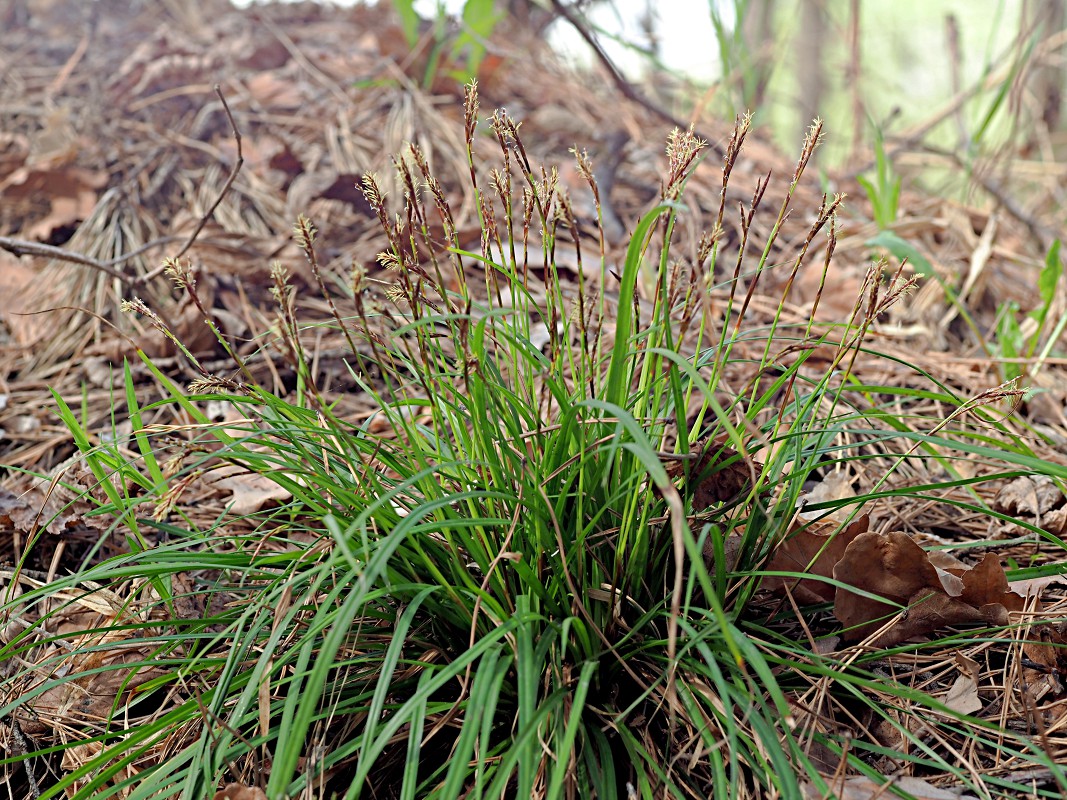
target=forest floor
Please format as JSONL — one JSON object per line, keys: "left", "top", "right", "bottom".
{"left": 2, "top": 2, "right": 1067, "bottom": 798}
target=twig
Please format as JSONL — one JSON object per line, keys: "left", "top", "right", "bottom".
{"left": 945, "top": 14, "right": 967, "bottom": 148}
{"left": 257, "top": 13, "right": 351, "bottom": 105}
{"left": 138, "top": 85, "right": 244, "bottom": 284}
{"left": 0, "top": 237, "right": 128, "bottom": 283}
{"left": 921, "top": 144, "right": 1057, "bottom": 249}
{"left": 846, "top": 0, "right": 862, "bottom": 163}
{"left": 0, "top": 235, "right": 185, "bottom": 285}
{"left": 547, "top": 0, "right": 724, "bottom": 156}
{"left": 9, "top": 719, "right": 40, "bottom": 799}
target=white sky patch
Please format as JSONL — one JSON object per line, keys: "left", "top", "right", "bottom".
{"left": 233, "top": 0, "right": 725, "bottom": 80}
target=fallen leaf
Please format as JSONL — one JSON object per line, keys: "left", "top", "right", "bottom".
{"left": 993, "top": 475, "right": 1067, "bottom": 534}
{"left": 208, "top": 465, "right": 292, "bottom": 516}
{"left": 833, "top": 531, "right": 940, "bottom": 641}
{"left": 958, "top": 553, "right": 1026, "bottom": 612}
{"left": 0, "top": 163, "right": 106, "bottom": 241}
{"left": 833, "top": 532, "right": 1023, "bottom": 646}
{"left": 214, "top": 784, "right": 268, "bottom": 800}
{"left": 668, "top": 437, "right": 763, "bottom": 511}
{"left": 761, "top": 515, "right": 870, "bottom": 603}
{"left": 1008, "top": 572, "right": 1067, "bottom": 600}
{"left": 246, "top": 71, "right": 304, "bottom": 109}
{"left": 994, "top": 475, "right": 1064, "bottom": 517}
{"left": 0, "top": 460, "right": 113, "bottom": 536}
{"left": 1020, "top": 620, "right": 1067, "bottom": 700}
{"left": 943, "top": 653, "right": 982, "bottom": 714}
{"left": 18, "top": 643, "right": 168, "bottom": 738}
{"left": 798, "top": 468, "right": 856, "bottom": 521}
{"left": 802, "top": 775, "right": 979, "bottom": 800}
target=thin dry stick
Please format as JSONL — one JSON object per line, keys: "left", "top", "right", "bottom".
{"left": 945, "top": 14, "right": 967, "bottom": 148}
{"left": 547, "top": 0, "right": 725, "bottom": 157}
{"left": 139, "top": 85, "right": 244, "bottom": 283}
{"left": 0, "top": 236, "right": 166, "bottom": 284}
{"left": 846, "top": 0, "right": 863, "bottom": 164}
{"left": 9, "top": 720, "right": 40, "bottom": 799}
{"left": 44, "top": 2, "right": 95, "bottom": 101}
{"left": 257, "top": 13, "right": 351, "bottom": 105}
{"left": 917, "top": 144, "right": 1058, "bottom": 249}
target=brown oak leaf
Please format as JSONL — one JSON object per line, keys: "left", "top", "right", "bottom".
{"left": 761, "top": 514, "right": 870, "bottom": 603}
{"left": 667, "top": 437, "right": 763, "bottom": 511}
{"left": 833, "top": 532, "right": 1023, "bottom": 647}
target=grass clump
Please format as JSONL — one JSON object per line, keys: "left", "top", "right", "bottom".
{"left": 6, "top": 83, "right": 1067, "bottom": 800}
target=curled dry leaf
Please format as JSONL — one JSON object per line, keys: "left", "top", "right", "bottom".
{"left": 993, "top": 475, "right": 1067, "bottom": 535}
{"left": 957, "top": 553, "right": 1026, "bottom": 611}
{"left": 207, "top": 464, "right": 293, "bottom": 516}
{"left": 994, "top": 475, "right": 1064, "bottom": 517}
{"left": 802, "top": 775, "right": 979, "bottom": 800}
{"left": 1008, "top": 572, "right": 1067, "bottom": 600}
{"left": 213, "top": 784, "right": 268, "bottom": 800}
{"left": 0, "top": 161, "right": 107, "bottom": 241}
{"left": 667, "top": 437, "right": 763, "bottom": 512}
{"left": 797, "top": 468, "right": 856, "bottom": 522}
{"left": 18, "top": 644, "right": 168, "bottom": 739}
{"left": 0, "top": 459, "right": 113, "bottom": 536}
{"left": 833, "top": 532, "right": 1024, "bottom": 647}
{"left": 1020, "top": 620, "right": 1067, "bottom": 701}
{"left": 761, "top": 514, "right": 870, "bottom": 604}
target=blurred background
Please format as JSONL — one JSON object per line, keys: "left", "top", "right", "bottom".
{"left": 226, "top": 0, "right": 1065, "bottom": 176}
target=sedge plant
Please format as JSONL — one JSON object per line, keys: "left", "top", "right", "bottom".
{"left": 7, "top": 83, "right": 1067, "bottom": 800}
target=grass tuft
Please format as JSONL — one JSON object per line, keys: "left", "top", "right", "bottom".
{"left": 8, "top": 83, "right": 1067, "bottom": 799}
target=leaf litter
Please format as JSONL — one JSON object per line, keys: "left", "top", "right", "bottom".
{"left": 0, "top": 0, "right": 1065, "bottom": 797}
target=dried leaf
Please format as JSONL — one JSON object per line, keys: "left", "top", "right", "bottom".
{"left": 762, "top": 514, "right": 869, "bottom": 603}
{"left": 833, "top": 532, "right": 1022, "bottom": 646}
{"left": 0, "top": 461, "right": 113, "bottom": 535}
{"left": 834, "top": 531, "right": 938, "bottom": 641}
{"left": 943, "top": 653, "right": 982, "bottom": 714}
{"left": 246, "top": 72, "right": 304, "bottom": 109}
{"left": 1008, "top": 572, "right": 1067, "bottom": 600}
{"left": 0, "top": 163, "right": 106, "bottom": 240}
{"left": 19, "top": 644, "right": 168, "bottom": 738}
{"left": 993, "top": 475, "right": 1067, "bottom": 534}
{"left": 959, "top": 553, "right": 1025, "bottom": 612}
{"left": 1020, "top": 620, "right": 1067, "bottom": 700}
{"left": 994, "top": 475, "right": 1064, "bottom": 517}
{"left": 797, "top": 469, "right": 855, "bottom": 522}
{"left": 802, "top": 775, "right": 979, "bottom": 800}
{"left": 213, "top": 784, "right": 268, "bottom": 800}
{"left": 668, "top": 437, "right": 763, "bottom": 511}
{"left": 209, "top": 465, "right": 292, "bottom": 516}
